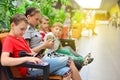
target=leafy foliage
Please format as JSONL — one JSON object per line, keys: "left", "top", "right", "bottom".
{"left": 71, "top": 10, "right": 84, "bottom": 23}
{"left": 30, "top": 0, "right": 69, "bottom": 26}
{"left": 0, "top": 0, "right": 27, "bottom": 30}
{"left": 0, "top": 0, "right": 71, "bottom": 31}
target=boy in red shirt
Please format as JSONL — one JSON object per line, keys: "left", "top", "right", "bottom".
{"left": 1, "top": 14, "right": 43, "bottom": 77}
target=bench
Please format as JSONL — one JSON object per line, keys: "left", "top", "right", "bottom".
{"left": 0, "top": 33, "right": 81, "bottom": 80}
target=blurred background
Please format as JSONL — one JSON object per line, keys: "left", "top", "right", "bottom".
{"left": 1, "top": 0, "right": 120, "bottom": 80}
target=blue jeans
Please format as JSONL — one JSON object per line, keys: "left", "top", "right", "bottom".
{"left": 28, "top": 54, "right": 70, "bottom": 77}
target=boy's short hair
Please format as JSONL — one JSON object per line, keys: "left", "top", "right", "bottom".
{"left": 40, "top": 16, "right": 49, "bottom": 23}
{"left": 25, "top": 7, "right": 40, "bottom": 17}
{"left": 52, "top": 22, "right": 63, "bottom": 29}
{"left": 10, "top": 13, "right": 28, "bottom": 25}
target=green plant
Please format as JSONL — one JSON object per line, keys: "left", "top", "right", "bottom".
{"left": 0, "top": 0, "right": 71, "bottom": 31}
{"left": 0, "top": 0, "right": 26, "bottom": 31}
{"left": 0, "top": 0, "right": 13, "bottom": 30}
{"left": 71, "top": 10, "right": 84, "bottom": 23}
{"left": 28, "top": 0, "right": 70, "bottom": 26}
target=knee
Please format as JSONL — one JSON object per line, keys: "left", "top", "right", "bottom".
{"left": 66, "top": 46, "right": 71, "bottom": 50}
{"left": 70, "top": 60, "right": 76, "bottom": 68}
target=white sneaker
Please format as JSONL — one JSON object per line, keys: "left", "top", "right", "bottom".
{"left": 83, "top": 53, "right": 91, "bottom": 66}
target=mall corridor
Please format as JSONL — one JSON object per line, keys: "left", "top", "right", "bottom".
{"left": 77, "top": 24, "right": 120, "bottom": 80}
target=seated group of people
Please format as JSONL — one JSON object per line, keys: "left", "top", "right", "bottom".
{"left": 1, "top": 7, "right": 93, "bottom": 80}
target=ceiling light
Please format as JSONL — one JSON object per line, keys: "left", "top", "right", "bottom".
{"left": 75, "top": 0, "right": 102, "bottom": 9}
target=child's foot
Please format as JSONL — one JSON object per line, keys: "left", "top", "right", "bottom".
{"left": 88, "top": 58, "right": 94, "bottom": 64}
{"left": 82, "top": 53, "right": 94, "bottom": 66}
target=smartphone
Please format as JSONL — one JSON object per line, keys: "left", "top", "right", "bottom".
{"left": 33, "top": 49, "right": 46, "bottom": 57}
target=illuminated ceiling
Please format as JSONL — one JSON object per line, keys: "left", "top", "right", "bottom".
{"left": 75, "top": 0, "right": 102, "bottom": 9}
{"left": 71, "top": 0, "right": 118, "bottom": 11}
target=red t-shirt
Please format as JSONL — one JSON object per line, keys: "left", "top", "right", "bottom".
{"left": 39, "top": 31, "right": 46, "bottom": 41}
{"left": 2, "top": 35, "right": 31, "bottom": 77}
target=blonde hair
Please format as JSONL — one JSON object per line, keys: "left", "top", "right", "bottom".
{"left": 40, "top": 16, "right": 49, "bottom": 23}
{"left": 52, "top": 22, "right": 63, "bottom": 29}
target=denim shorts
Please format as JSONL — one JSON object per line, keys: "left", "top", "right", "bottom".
{"left": 28, "top": 54, "right": 71, "bottom": 77}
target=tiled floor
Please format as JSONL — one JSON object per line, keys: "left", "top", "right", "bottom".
{"left": 76, "top": 25, "right": 120, "bottom": 80}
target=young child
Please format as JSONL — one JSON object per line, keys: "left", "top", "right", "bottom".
{"left": 44, "top": 22, "right": 94, "bottom": 67}
{"left": 39, "top": 16, "right": 50, "bottom": 41}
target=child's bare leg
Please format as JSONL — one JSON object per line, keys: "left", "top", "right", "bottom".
{"left": 69, "top": 60, "right": 82, "bottom": 80}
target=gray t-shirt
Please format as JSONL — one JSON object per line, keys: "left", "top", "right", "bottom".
{"left": 23, "top": 26, "right": 42, "bottom": 48}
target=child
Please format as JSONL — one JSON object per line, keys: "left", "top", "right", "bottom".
{"left": 44, "top": 22, "right": 94, "bottom": 67}
{"left": 1, "top": 13, "right": 43, "bottom": 77}
{"left": 39, "top": 16, "right": 50, "bottom": 41}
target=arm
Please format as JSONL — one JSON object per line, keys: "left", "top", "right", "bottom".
{"left": 24, "top": 29, "right": 54, "bottom": 53}
{"left": 1, "top": 52, "right": 44, "bottom": 66}
{"left": 26, "top": 39, "right": 54, "bottom": 53}
{"left": 25, "top": 39, "right": 45, "bottom": 53}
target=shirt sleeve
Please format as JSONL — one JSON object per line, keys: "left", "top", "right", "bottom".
{"left": 2, "top": 38, "right": 14, "bottom": 54}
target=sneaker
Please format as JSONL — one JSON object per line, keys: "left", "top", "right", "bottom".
{"left": 82, "top": 53, "right": 93, "bottom": 66}
{"left": 88, "top": 58, "right": 94, "bottom": 64}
